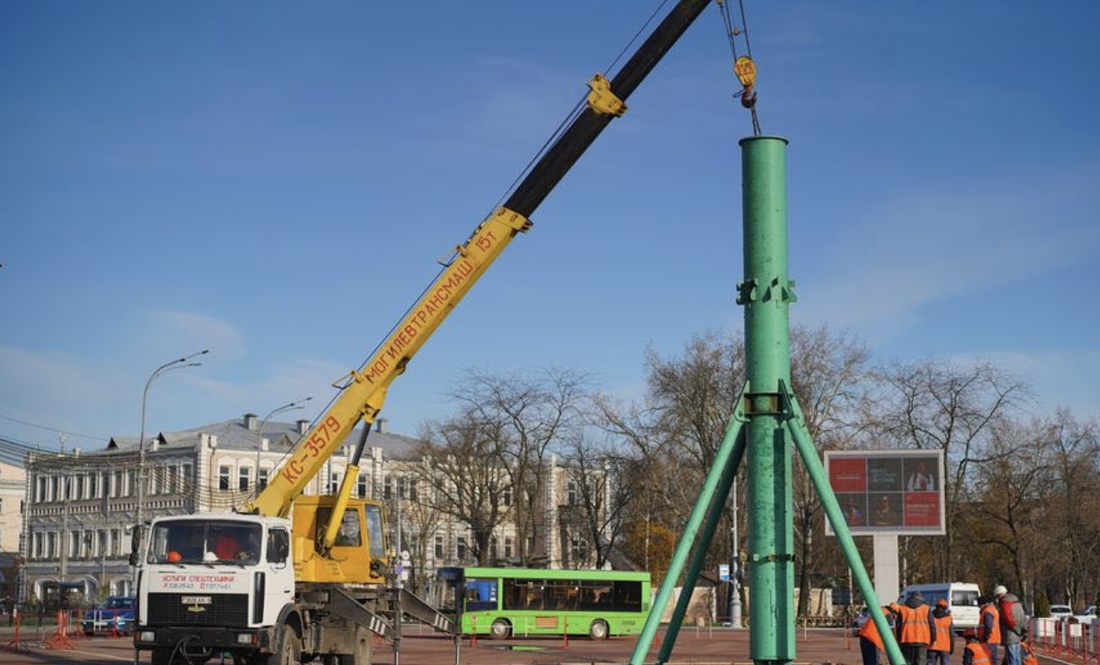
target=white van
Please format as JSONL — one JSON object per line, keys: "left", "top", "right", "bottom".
{"left": 898, "top": 582, "right": 982, "bottom": 629}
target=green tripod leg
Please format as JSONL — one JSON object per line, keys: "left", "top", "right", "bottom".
{"left": 656, "top": 423, "right": 747, "bottom": 664}
{"left": 628, "top": 406, "right": 748, "bottom": 665}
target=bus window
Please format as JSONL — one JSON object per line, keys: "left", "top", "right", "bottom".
{"left": 612, "top": 580, "right": 642, "bottom": 612}
{"left": 465, "top": 579, "right": 497, "bottom": 612}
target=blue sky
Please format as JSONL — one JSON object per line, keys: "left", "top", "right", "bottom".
{"left": 2, "top": 1, "right": 1097, "bottom": 451}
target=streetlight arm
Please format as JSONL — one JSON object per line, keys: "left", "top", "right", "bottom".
{"left": 256, "top": 397, "right": 314, "bottom": 489}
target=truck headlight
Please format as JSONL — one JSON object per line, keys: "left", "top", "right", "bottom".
{"left": 138, "top": 630, "right": 156, "bottom": 642}
{"left": 236, "top": 633, "right": 257, "bottom": 645}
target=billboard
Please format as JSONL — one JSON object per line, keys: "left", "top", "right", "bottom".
{"left": 824, "top": 449, "right": 945, "bottom": 536}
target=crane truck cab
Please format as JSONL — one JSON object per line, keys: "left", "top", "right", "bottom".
{"left": 134, "top": 501, "right": 387, "bottom": 665}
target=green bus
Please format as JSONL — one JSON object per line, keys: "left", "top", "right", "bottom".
{"left": 433, "top": 566, "right": 651, "bottom": 639}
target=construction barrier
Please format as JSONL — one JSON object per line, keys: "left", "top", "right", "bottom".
{"left": 43, "top": 609, "right": 77, "bottom": 650}
{"left": 3, "top": 610, "right": 31, "bottom": 653}
{"left": 1030, "top": 616, "right": 1100, "bottom": 663}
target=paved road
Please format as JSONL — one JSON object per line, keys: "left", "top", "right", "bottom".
{"left": 0, "top": 626, "right": 1076, "bottom": 665}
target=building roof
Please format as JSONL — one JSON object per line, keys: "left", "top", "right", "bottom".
{"left": 107, "top": 414, "right": 422, "bottom": 460}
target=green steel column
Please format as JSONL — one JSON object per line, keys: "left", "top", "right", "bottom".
{"left": 737, "top": 136, "right": 795, "bottom": 664}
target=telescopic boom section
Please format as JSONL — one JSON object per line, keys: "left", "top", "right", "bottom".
{"left": 242, "top": 0, "right": 713, "bottom": 521}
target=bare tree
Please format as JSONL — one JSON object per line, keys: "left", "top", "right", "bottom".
{"left": 449, "top": 368, "right": 589, "bottom": 565}
{"left": 965, "top": 416, "right": 1056, "bottom": 606}
{"left": 413, "top": 413, "right": 512, "bottom": 566}
{"left": 871, "top": 359, "right": 1029, "bottom": 581}
{"left": 1047, "top": 411, "right": 1100, "bottom": 608}
{"left": 788, "top": 326, "right": 873, "bottom": 615}
{"left": 557, "top": 422, "right": 641, "bottom": 569}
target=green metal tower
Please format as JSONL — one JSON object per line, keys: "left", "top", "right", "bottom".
{"left": 628, "top": 136, "right": 905, "bottom": 665}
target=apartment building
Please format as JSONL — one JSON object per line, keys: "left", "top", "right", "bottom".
{"left": 22, "top": 414, "right": 601, "bottom": 606}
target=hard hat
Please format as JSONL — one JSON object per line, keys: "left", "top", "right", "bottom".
{"left": 936, "top": 599, "right": 948, "bottom": 608}
{"left": 993, "top": 585, "right": 1008, "bottom": 598}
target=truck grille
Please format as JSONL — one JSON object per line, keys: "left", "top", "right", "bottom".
{"left": 147, "top": 593, "right": 249, "bottom": 627}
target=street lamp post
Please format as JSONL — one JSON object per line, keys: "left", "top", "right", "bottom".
{"left": 135, "top": 350, "right": 208, "bottom": 546}
{"left": 256, "top": 398, "right": 312, "bottom": 490}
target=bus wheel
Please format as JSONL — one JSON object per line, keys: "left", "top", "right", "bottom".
{"left": 489, "top": 619, "right": 512, "bottom": 639}
{"left": 589, "top": 619, "right": 609, "bottom": 640}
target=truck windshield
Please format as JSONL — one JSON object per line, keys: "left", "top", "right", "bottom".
{"left": 148, "top": 520, "right": 263, "bottom": 565}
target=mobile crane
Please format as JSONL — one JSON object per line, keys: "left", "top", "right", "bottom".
{"left": 132, "top": 1, "right": 717, "bottom": 663}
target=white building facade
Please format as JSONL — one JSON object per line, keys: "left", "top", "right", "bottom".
{"left": 21, "top": 415, "right": 602, "bottom": 606}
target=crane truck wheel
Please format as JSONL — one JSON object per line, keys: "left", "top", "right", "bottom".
{"left": 588, "top": 619, "right": 610, "bottom": 640}
{"left": 272, "top": 623, "right": 301, "bottom": 665}
{"left": 489, "top": 618, "right": 512, "bottom": 639}
{"left": 336, "top": 626, "right": 372, "bottom": 665}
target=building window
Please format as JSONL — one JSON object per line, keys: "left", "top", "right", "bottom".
{"left": 502, "top": 486, "right": 512, "bottom": 507}
{"left": 383, "top": 476, "right": 393, "bottom": 500}
{"left": 434, "top": 536, "right": 444, "bottom": 559}
{"left": 356, "top": 473, "right": 369, "bottom": 498}
{"left": 219, "top": 466, "right": 231, "bottom": 491}
{"left": 98, "top": 531, "right": 108, "bottom": 558}
{"left": 489, "top": 536, "right": 498, "bottom": 561}
{"left": 567, "top": 479, "right": 578, "bottom": 506}
{"left": 504, "top": 537, "right": 514, "bottom": 559}
{"left": 408, "top": 478, "right": 419, "bottom": 502}
{"left": 570, "top": 537, "right": 589, "bottom": 564}
{"left": 110, "top": 528, "right": 120, "bottom": 557}
{"left": 182, "top": 464, "right": 193, "bottom": 491}
{"left": 457, "top": 537, "right": 468, "bottom": 562}
{"left": 259, "top": 468, "right": 269, "bottom": 490}
{"left": 238, "top": 467, "right": 250, "bottom": 491}
{"left": 329, "top": 472, "right": 340, "bottom": 495}
{"left": 100, "top": 473, "right": 109, "bottom": 499}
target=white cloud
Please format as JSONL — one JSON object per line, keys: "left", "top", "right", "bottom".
{"left": 147, "top": 309, "right": 246, "bottom": 362}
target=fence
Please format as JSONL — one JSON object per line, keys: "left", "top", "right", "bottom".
{"left": 1030, "top": 617, "right": 1100, "bottom": 663}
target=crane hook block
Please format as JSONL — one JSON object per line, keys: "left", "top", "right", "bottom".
{"left": 734, "top": 56, "right": 757, "bottom": 89}
{"left": 587, "top": 73, "right": 627, "bottom": 117}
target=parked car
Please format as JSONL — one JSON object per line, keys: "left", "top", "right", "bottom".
{"left": 81, "top": 596, "right": 135, "bottom": 636}
{"left": 1076, "top": 605, "right": 1097, "bottom": 622}
{"left": 1050, "top": 604, "right": 1073, "bottom": 619}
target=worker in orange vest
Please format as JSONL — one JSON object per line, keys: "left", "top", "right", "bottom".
{"left": 895, "top": 591, "right": 937, "bottom": 665}
{"left": 961, "top": 629, "right": 992, "bottom": 665}
{"left": 928, "top": 598, "right": 955, "bottom": 665}
{"left": 977, "top": 596, "right": 1001, "bottom": 665}
{"left": 858, "top": 605, "right": 895, "bottom": 665}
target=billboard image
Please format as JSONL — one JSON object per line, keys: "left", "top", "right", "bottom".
{"left": 824, "top": 450, "right": 945, "bottom": 536}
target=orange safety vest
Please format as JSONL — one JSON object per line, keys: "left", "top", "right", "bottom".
{"left": 930, "top": 613, "right": 953, "bottom": 651}
{"left": 965, "top": 641, "right": 991, "bottom": 665}
{"left": 897, "top": 603, "right": 932, "bottom": 644}
{"left": 858, "top": 610, "right": 887, "bottom": 650}
{"left": 1021, "top": 641, "right": 1039, "bottom": 665}
{"left": 979, "top": 605, "right": 1002, "bottom": 644}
